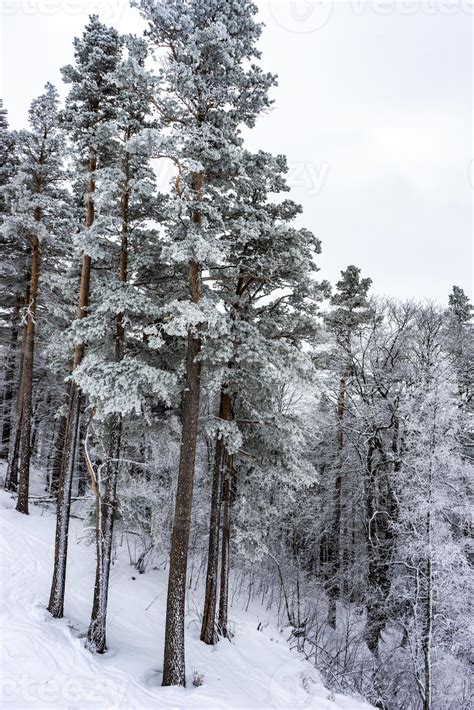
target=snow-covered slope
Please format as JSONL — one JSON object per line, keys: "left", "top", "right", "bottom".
{"left": 0, "top": 486, "right": 371, "bottom": 710}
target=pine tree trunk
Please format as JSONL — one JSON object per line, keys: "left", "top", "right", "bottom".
{"left": 1, "top": 293, "right": 20, "bottom": 461}
{"left": 76, "top": 413, "right": 88, "bottom": 496}
{"left": 218, "top": 462, "right": 231, "bottom": 638}
{"left": 48, "top": 151, "right": 95, "bottom": 618}
{"left": 49, "top": 414, "right": 67, "bottom": 495}
{"left": 47, "top": 383, "right": 82, "bottom": 617}
{"left": 4, "top": 283, "right": 30, "bottom": 492}
{"left": 201, "top": 389, "right": 232, "bottom": 645}
{"left": 45, "top": 417, "right": 58, "bottom": 489}
{"left": 16, "top": 229, "right": 40, "bottom": 515}
{"left": 162, "top": 258, "right": 202, "bottom": 687}
{"left": 203, "top": 274, "right": 244, "bottom": 643}
{"left": 162, "top": 325, "right": 201, "bottom": 685}
{"left": 87, "top": 162, "right": 128, "bottom": 652}
{"left": 162, "top": 168, "right": 203, "bottom": 687}
{"left": 5, "top": 412, "right": 22, "bottom": 493}
{"left": 29, "top": 400, "right": 40, "bottom": 461}
{"left": 87, "top": 413, "right": 122, "bottom": 653}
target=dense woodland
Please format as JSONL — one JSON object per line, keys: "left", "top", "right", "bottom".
{"left": 1, "top": 2, "right": 473, "bottom": 708}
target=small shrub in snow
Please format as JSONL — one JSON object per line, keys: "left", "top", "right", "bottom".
{"left": 192, "top": 669, "right": 204, "bottom": 687}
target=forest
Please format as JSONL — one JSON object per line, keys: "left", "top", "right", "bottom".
{"left": 0, "top": 2, "right": 472, "bottom": 709}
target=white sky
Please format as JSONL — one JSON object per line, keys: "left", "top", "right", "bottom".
{"left": 1, "top": 0, "right": 472, "bottom": 303}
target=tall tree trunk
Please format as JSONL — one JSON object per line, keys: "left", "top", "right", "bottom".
{"left": 87, "top": 153, "right": 128, "bottom": 653}
{"left": 1, "top": 292, "right": 21, "bottom": 461}
{"left": 4, "top": 283, "right": 30, "bottom": 491}
{"left": 49, "top": 414, "right": 67, "bottom": 495}
{"left": 87, "top": 413, "right": 122, "bottom": 652}
{"left": 47, "top": 384, "right": 82, "bottom": 617}
{"left": 218, "top": 457, "right": 232, "bottom": 638}
{"left": 201, "top": 389, "right": 232, "bottom": 645}
{"left": 162, "top": 318, "right": 201, "bottom": 685}
{"left": 29, "top": 398, "right": 41, "bottom": 462}
{"left": 16, "top": 227, "right": 41, "bottom": 515}
{"left": 162, "top": 168, "right": 203, "bottom": 688}
{"left": 45, "top": 417, "right": 58, "bottom": 489}
{"left": 76, "top": 413, "right": 88, "bottom": 496}
{"left": 201, "top": 274, "right": 244, "bottom": 644}
{"left": 48, "top": 151, "right": 95, "bottom": 618}
{"left": 5, "top": 411, "right": 22, "bottom": 493}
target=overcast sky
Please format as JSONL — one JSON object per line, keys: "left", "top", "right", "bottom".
{"left": 1, "top": 1, "right": 472, "bottom": 302}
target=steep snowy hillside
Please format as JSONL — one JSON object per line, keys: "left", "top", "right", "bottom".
{"left": 0, "top": 485, "right": 371, "bottom": 710}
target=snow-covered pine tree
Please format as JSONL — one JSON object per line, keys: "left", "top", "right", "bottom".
{"left": 48, "top": 16, "right": 123, "bottom": 618}
{"left": 448, "top": 284, "right": 473, "bottom": 324}
{"left": 199, "top": 148, "right": 328, "bottom": 644}
{"left": 1, "top": 84, "right": 69, "bottom": 513}
{"left": 447, "top": 285, "right": 473, "bottom": 413}
{"left": 135, "top": 0, "right": 276, "bottom": 686}
{"left": 70, "top": 34, "right": 176, "bottom": 654}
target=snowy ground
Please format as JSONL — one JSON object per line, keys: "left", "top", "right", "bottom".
{"left": 0, "top": 475, "right": 371, "bottom": 710}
